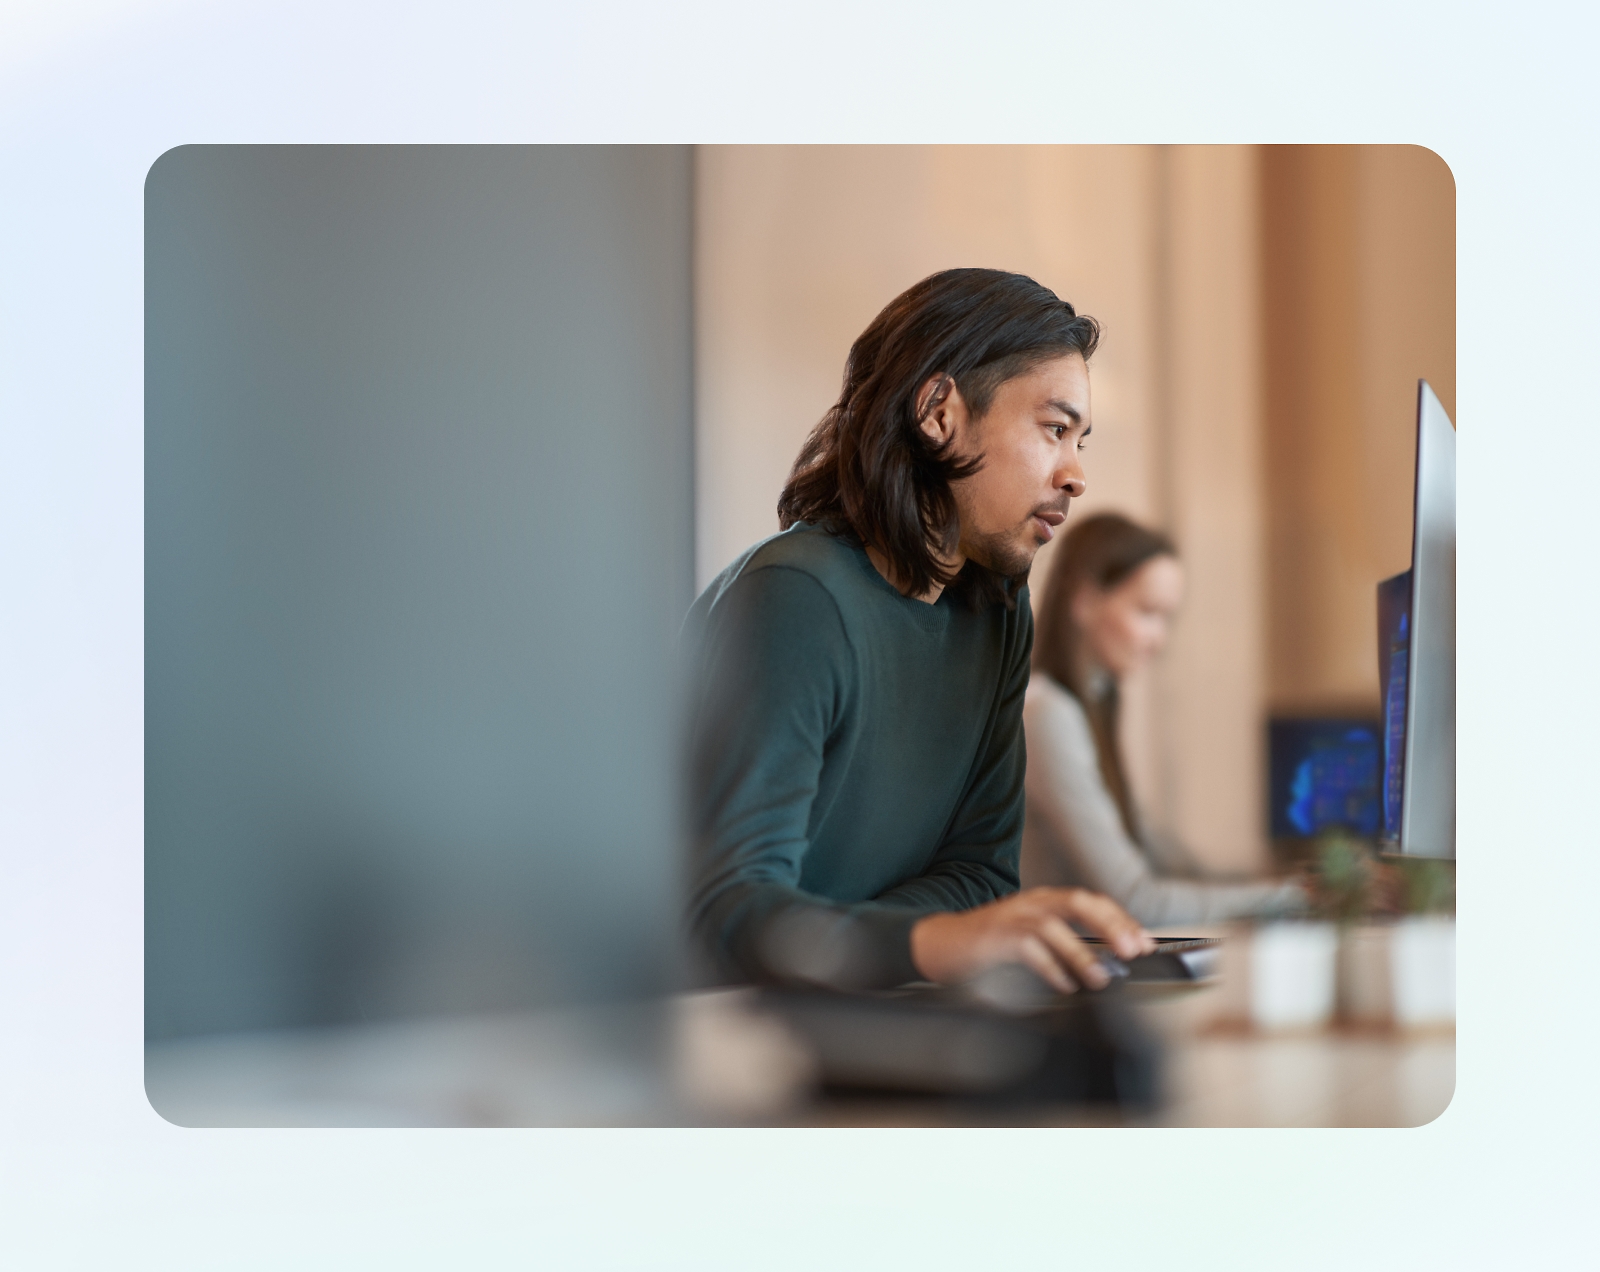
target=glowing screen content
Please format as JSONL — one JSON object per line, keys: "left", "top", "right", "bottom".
{"left": 1267, "top": 718, "right": 1382, "bottom": 839}
{"left": 1376, "top": 568, "right": 1414, "bottom": 845}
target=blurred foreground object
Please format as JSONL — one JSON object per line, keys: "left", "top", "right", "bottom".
{"left": 758, "top": 979, "right": 1162, "bottom": 1108}
{"left": 144, "top": 986, "right": 1162, "bottom": 1126}
{"left": 146, "top": 975, "right": 1449, "bottom": 1127}
{"left": 145, "top": 146, "right": 694, "bottom": 1041}
{"left": 147, "top": 1003, "right": 681, "bottom": 1127}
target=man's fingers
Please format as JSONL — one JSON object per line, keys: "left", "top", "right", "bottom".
{"left": 1051, "top": 888, "right": 1154, "bottom": 959}
{"left": 1018, "top": 934, "right": 1078, "bottom": 995}
{"left": 1036, "top": 916, "right": 1110, "bottom": 990}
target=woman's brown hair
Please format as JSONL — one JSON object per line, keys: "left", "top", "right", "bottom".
{"left": 778, "top": 268, "right": 1099, "bottom": 607}
{"left": 1034, "top": 512, "right": 1177, "bottom": 837}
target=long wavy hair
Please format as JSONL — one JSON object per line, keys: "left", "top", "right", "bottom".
{"left": 777, "top": 268, "right": 1100, "bottom": 607}
{"left": 1034, "top": 512, "right": 1178, "bottom": 837}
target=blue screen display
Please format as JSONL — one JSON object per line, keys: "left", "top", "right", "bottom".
{"left": 1376, "top": 569, "right": 1414, "bottom": 843}
{"left": 1268, "top": 719, "right": 1381, "bottom": 838}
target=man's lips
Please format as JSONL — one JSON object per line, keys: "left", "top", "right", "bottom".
{"left": 1032, "top": 509, "right": 1067, "bottom": 541}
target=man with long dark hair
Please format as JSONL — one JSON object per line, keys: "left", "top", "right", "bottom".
{"left": 686, "top": 268, "right": 1154, "bottom": 993}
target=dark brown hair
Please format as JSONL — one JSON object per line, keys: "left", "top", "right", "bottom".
{"left": 777, "top": 268, "right": 1100, "bottom": 605}
{"left": 1034, "top": 512, "right": 1178, "bottom": 837}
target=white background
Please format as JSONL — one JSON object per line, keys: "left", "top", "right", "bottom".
{"left": 2, "top": 0, "right": 1596, "bottom": 1266}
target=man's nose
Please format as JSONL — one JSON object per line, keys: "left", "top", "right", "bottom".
{"left": 1057, "top": 456, "right": 1087, "bottom": 498}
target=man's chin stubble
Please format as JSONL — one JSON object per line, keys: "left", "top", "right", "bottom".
{"left": 963, "top": 528, "right": 1037, "bottom": 585}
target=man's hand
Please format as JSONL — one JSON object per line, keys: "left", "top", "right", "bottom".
{"left": 909, "top": 887, "right": 1156, "bottom": 993}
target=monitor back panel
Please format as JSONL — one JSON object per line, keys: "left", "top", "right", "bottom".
{"left": 1399, "top": 380, "right": 1456, "bottom": 858}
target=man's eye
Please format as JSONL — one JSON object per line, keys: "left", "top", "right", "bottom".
{"left": 1048, "top": 425, "right": 1068, "bottom": 440}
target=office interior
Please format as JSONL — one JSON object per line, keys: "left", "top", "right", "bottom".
{"left": 698, "top": 144, "right": 1454, "bottom": 878}
{"left": 145, "top": 144, "right": 1455, "bottom": 1127}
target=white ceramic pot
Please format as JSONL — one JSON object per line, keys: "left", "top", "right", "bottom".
{"left": 1391, "top": 915, "right": 1455, "bottom": 1028}
{"left": 1248, "top": 921, "right": 1339, "bottom": 1031}
{"left": 1334, "top": 917, "right": 1455, "bottom": 1029}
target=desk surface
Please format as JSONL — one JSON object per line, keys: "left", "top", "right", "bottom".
{"left": 1157, "top": 1027, "right": 1453, "bottom": 1127}
{"left": 146, "top": 985, "right": 1454, "bottom": 1128}
{"left": 771, "top": 1032, "right": 1453, "bottom": 1128}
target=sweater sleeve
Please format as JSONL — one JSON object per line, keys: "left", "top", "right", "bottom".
{"left": 1020, "top": 680, "right": 1306, "bottom": 927}
{"left": 685, "top": 565, "right": 921, "bottom": 989}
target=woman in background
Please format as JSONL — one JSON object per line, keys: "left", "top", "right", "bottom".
{"left": 1023, "top": 513, "right": 1305, "bottom": 926}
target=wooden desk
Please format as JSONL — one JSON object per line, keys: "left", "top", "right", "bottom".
{"left": 1154, "top": 1026, "right": 1453, "bottom": 1127}
{"left": 1135, "top": 981, "right": 1453, "bottom": 1127}
{"left": 683, "top": 984, "right": 1454, "bottom": 1127}
{"left": 144, "top": 987, "right": 1453, "bottom": 1127}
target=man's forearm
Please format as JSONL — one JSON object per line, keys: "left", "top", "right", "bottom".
{"left": 693, "top": 878, "right": 923, "bottom": 989}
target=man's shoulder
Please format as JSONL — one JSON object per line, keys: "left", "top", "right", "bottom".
{"left": 682, "top": 524, "right": 873, "bottom": 669}
{"left": 698, "top": 523, "right": 868, "bottom": 613}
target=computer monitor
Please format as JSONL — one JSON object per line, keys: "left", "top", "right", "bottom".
{"left": 1267, "top": 717, "right": 1382, "bottom": 841}
{"left": 1375, "top": 380, "right": 1456, "bottom": 858}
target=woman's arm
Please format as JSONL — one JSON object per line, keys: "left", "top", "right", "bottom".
{"left": 1021, "top": 679, "right": 1305, "bottom": 927}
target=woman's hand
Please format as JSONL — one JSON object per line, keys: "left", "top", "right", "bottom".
{"left": 909, "top": 887, "right": 1155, "bottom": 993}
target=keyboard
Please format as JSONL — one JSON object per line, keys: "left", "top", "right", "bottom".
{"left": 1080, "top": 936, "right": 1222, "bottom": 983}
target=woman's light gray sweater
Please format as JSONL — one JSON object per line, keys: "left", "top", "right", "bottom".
{"left": 1020, "top": 675, "right": 1305, "bottom": 927}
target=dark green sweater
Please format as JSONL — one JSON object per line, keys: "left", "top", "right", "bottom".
{"left": 685, "top": 522, "right": 1032, "bottom": 988}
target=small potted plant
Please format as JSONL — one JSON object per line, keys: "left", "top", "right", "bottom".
{"left": 1319, "top": 836, "right": 1455, "bottom": 1030}
{"left": 1323, "top": 833, "right": 1394, "bottom": 1027}
{"left": 1387, "top": 856, "right": 1455, "bottom": 1029}
{"left": 1232, "top": 830, "right": 1370, "bottom": 1032}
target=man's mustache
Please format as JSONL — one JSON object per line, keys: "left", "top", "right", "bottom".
{"left": 1031, "top": 500, "right": 1073, "bottom": 521}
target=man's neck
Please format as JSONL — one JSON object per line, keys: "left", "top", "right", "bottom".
{"left": 865, "top": 543, "right": 963, "bottom": 606}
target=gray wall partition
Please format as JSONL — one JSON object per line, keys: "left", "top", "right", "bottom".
{"left": 146, "top": 147, "right": 695, "bottom": 1040}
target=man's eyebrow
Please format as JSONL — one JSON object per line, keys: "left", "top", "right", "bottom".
{"left": 1044, "top": 399, "right": 1083, "bottom": 423}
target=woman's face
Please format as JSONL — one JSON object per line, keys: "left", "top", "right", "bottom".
{"left": 1071, "top": 554, "right": 1186, "bottom": 679}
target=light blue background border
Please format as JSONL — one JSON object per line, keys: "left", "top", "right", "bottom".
{"left": 2, "top": 0, "right": 1594, "bottom": 1266}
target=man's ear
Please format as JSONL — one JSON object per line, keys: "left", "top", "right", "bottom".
{"left": 916, "top": 373, "right": 969, "bottom": 448}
